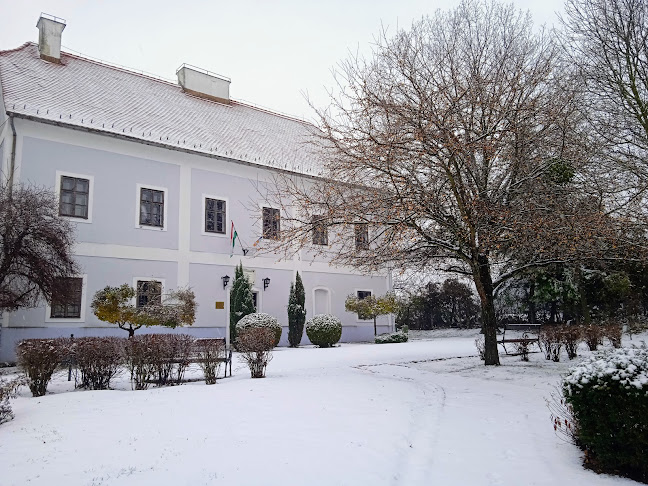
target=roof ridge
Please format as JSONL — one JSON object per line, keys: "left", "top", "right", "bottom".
{"left": 0, "top": 41, "right": 315, "bottom": 126}
{"left": 0, "top": 41, "right": 34, "bottom": 56}
{"left": 60, "top": 46, "right": 313, "bottom": 125}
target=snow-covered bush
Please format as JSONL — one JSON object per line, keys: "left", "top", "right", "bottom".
{"left": 16, "top": 338, "right": 67, "bottom": 397}
{"left": 236, "top": 313, "right": 282, "bottom": 347}
{"left": 237, "top": 327, "right": 275, "bottom": 378}
{"left": 562, "top": 347, "right": 648, "bottom": 482}
{"left": 375, "top": 331, "right": 408, "bottom": 344}
{"left": 0, "top": 376, "right": 26, "bottom": 425}
{"left": 306, "top": 314, "right": 342, "bottom": 348}
{"left": 72, "top": 337, "right": 125, "bottom": 390}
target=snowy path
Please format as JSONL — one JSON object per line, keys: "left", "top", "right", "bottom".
{"left": 0, "top": 336, "right": 642, "bottom": 485}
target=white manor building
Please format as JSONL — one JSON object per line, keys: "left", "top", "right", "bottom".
{"left": 0, "top": 14, "right": 392, "bottom": 362}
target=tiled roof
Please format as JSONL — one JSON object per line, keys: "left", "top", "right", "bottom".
{"left": 0, "top": 42, "right": 324, "bottom": 175}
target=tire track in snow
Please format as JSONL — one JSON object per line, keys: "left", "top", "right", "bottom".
{"left": 357, "top": 363, "right": 446, "bottom": 485}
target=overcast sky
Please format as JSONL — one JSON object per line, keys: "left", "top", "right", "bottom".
{"left": 0, "top": 0, "right": 566, "bottom": 121}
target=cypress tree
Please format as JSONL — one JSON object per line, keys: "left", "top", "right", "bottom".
{"left": 288, "top": 271, "right": 307, "bottom": 347}
{"left": 229, "top": 263, "right": 255, "bottom": 344}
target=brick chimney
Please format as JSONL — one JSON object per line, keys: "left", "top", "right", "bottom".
{"left": 177, "top": 64, "right": 231, "bottom": 104}
{"left": 36, "top": 13, "right": 66, "bottom": 63}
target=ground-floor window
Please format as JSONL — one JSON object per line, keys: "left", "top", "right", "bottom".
{"left": 50, "top": 277, "right": 83, "bottom": 318}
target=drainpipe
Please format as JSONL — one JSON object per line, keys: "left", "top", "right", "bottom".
{"left": 8, "top": 114, "right": 17, "bottom": 197}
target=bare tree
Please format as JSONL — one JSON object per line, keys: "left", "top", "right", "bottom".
{"left": 561, "top": 0, "right": 648, "bottom": 233}
{"left": 260, "top": 0, "right": 624, "bottom": 365}
{"left": 0, "top": 182, "right": 79, "bottom": 311}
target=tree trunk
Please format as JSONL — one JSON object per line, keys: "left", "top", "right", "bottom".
{"left": 473, "top": 254, "right": 500, "bottom": 366}
{"left": 373, "top": 317, "right": 377, "bottom": 336}
{"left": 528, "top": 279, "right": 537, "bottom": 324}
{"left": 128, "top": 328, "right": 135, "bottom": 338}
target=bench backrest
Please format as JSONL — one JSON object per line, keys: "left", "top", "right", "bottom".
{"left": 504, "top": 323, "right": 541, "bottom": 332}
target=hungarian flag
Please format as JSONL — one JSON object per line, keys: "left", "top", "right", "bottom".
{"left": 230, "top": 221, "right": 238, "bottom": 257}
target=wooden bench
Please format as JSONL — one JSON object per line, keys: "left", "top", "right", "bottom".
{"left": 497, "top": 323, "right": 541, "bottom": 355}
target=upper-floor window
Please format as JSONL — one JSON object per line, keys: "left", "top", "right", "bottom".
{"left": 312, "top": 215, "right": 328, "bottom": 246}
{"left": 140, "top": 188, "right": 164, "bottom": 227}
{"left": 205, "top": 198, "right": 226, "bottom": 234}
{"left": 50, "top": 277, "right": 83, "bottom": 318}
{"left": 355, "top": 223, "right": 369, "bottom": 250}
{"left": 136, "top": 280, "right": 162, "bottom": 308}
{"left": 262, "top": 207, "right": 280, "bottom": 240}
{"left": 59, "top": 176, "right": 89, "bottom": 219}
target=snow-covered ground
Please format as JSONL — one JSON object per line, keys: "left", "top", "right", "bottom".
{"left": 0, "top": 331, "right": 643, "bottom": 486}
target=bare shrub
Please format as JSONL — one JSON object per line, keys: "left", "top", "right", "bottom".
{"left": 474, "top": 335, "right": 486, "bottom": 360}
{"left": 582, "top": 324, "right": 603, "bottom": 351}
{"left": 195, "top": 339, "right": 225, "bottom": 385}
{"left": 148, "top": 335, "right": 175, "bottom": 386}
{"left": 559, "top": 326, "right": 583, "bottom": 360}
{"left": 72, "top": 337, "right": 125, "bottom": 390}
{"left": 123, "top": 334, "right": 198, "bottom": 389}
{"left": 539, "top": 326, "right": 563, "bottom": 362}
{"left": 547, "top": 388, "right": 578, "bottom": 446}
{"left": 0, "top": 376, "right": 27, "bottom": 425}
{"left": 514, "top": 334, "right": 531, "bottom": 361}
{"left": 602, "top": 322, "right": 622, "bottom": 348}
{"left": 237, "top": 328, "right": 275, "bottom": 378}
{"left": 16, "top": 338, "right": 66, "bottom": 396}
{"left": 171, "top": 334, "right": 195, "bottom": 384}
{"left": 124, "top": 335, "right": 155, "bottom": 390}
{"left": 626, "top": 315, "right": 648, "bottom": 340}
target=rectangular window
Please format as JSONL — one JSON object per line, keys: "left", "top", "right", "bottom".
{"left": 140, "top": 188, "right": 164, "bottom": 227}
{"left": 205, "top": 198, "right": 226, "bottom": 234}
{"left": 136, "top": 280, "right": 162, "bottom": 308}
{"left": 252, "top": 291, "right": 259, "bottom": 311}
{"left": 50, "top": 277, "right": 83, "bottom": 318}
{"left": 59, "top": 176, "right": 89, "bottom": 219}
{"left": 357, "top": 290, "right": 372, "bottom": 300}
{"left": 312, "top": 215, "right": 328, "bottom": 246}
{"left": 355, "top": 223, "right": 369, "bottom": 250}
{"left": 262, "top": 207, "right": 280, "bottom": 240}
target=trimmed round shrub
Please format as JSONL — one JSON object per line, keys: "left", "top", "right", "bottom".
{"left": 306, "top": 314, "right": 342, "bottom": 348}
{"left": 562, "top": 347, "right": 648, "bottom": 482}
{"left": 236, "top": 313, "right": 282, "bottom": 347}
{"left": 375, "top": 331, "right": 408, "bottom": 344}
{"left": 16, "top": 338, "right": 67, "bottom": 397}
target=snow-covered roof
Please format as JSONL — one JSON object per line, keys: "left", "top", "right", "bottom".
{"left": 0, "top": 42, "right": 324, "bottom": 176}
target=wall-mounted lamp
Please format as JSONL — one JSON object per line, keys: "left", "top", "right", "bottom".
{"left": 262, "top": 277, "right": 271, "bottom": 290}
{"left": 222, "top": 275, "right": 230, "bottom": 289}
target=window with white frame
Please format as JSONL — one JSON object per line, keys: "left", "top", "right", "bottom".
{"left": 355, "top": 223, "right": 369, "bottom": 250}
{"left": 59, "top": 176, "right": 90, "bottom": 219}
{"left": 139, "top": 187, "right": 165, "bottom": 227}
{"left": 50, "top": 277, "right": 83, "bottom": 318}
{"left": 262, "top": 207, "right": 280, "bottom": 240}
{"left": 312, "top": 215, "right": 328, "bottom": 246}
{"left": 357, "top": 290, "right": 372, "bottom": 300}
{"left": 136, "top": 280, "right": 162, "bottom": 308}
{"left": 205, "top": 198, "right": 226, "bottom": 234}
